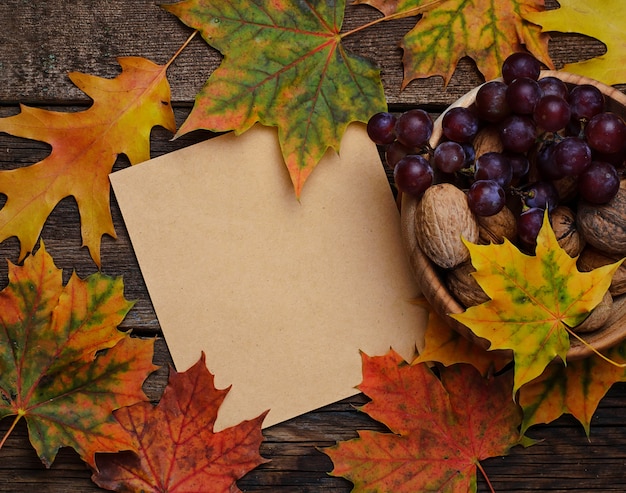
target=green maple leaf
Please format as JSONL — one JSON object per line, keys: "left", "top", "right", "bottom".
{"left": 451, "top": 213, "right": 623, "bottom": 393}
{"left": 163, "top": 0, "right": 387, "bottom": 197}
{"left": 524, "top": 0, "right": 626, "bottom": 85}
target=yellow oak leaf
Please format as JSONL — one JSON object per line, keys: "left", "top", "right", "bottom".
{"left": 0, "top": 57, "right": 176, "bottom": 266}
{"left": 524, "top": 0, "right": 626, "bottom": 86}
{"left": 451, "top": 213, "right": 623, "bottom": 393}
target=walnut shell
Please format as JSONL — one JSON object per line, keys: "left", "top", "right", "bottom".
{"left": 414, "top": 183, "right": 479, "bottom": 269}
{"left": 472, "top": 125, "right": 503, "bottom": 159}
{"left": 577, "top": 180, "right": 626, "bottom": 255}
{"left": 578, "top": 246, "right": 626, "bottom": 296}
{"left": 551, "top": 205, "right": 584, "bottom": 257}
{"left": 446, "top": 261, "right": 490, "bottom": 307}
{"left": 477, "top": 206, "right": 517, "bottom": 245}
{"left": 573, "top": 291, "right": 613, "bottom": 333}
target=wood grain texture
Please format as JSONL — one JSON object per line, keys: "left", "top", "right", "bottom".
{"left": 1, "top": 1, "right": 626, "bottom": 491}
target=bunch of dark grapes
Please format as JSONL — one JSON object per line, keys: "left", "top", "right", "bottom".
{"left": 366, "top": 51, "right": 626, "bottom": 249}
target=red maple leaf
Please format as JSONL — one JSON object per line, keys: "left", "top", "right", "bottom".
{"left": 92, "top": 353, "right": 269, "bottom": 492}
{"left": 324, "top": 350, "right": 522, "bottom": 492}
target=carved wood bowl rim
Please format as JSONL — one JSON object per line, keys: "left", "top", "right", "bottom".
{"left": 400, "top": 70, "right": 626, "bottom": 361}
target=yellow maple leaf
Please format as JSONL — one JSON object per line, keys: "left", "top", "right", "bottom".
{"left": 524, "top": 0, "right": 626, "bottom": 85}
{"left": 451, "top": 213, "right": 623, "bottom": 393}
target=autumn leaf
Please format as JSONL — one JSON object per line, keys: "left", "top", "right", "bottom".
{"left": 93, "top": 353, "right": 268, "bottom": 493}
{"left": 413, "top": 303, "right": 512, "bottom": 376}
{"left": 0, "top": 57, "right": 176, "bottom": 266}
{"left": 324, "top": 350, "right": 522, "bottom": 492}
{"left": 519, "top": 339, "right": 626, "bottom": 437}
{"left": 162, "top": 0, "right": 387, "bottom": 197}
{"left": 451, "top": 213, "right": 623, "bottom": 394}
{"left": 0, "top": 243, "right": 158, "bottom": 468}
{"left": 354, "top": 0, "right": 553, "bottom": 87}
{"left": 524, "top": 0, "right": 626, "bottom": 86}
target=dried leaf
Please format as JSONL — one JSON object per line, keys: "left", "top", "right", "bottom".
{"left": 0, "top": 243, "right": 157, "bottom": 468}
{"left": 324, "top": 350, "right": 522, "bottom": 492}
{"left": 163, "top": 0, "right": 387, "bottom": 197}
{"left": 354, "top": 0, "right": 553, "bottom": 86}
{"left": 413, "top": 305, "right": 512, "bottom": 376}
{"left": 93, "top": 353, "right": 268, "bottom": 493}
{"left": 451, "top": 213, "right": 622, "bottom": 393}
{"left": 0, "top": 57, "right": 176, "bottom": 266}
{"left": 524, "top": 0, "right": 626, "bottom": 85}
{"left": 519, "top": 340, "right": 626, "bottom": 437}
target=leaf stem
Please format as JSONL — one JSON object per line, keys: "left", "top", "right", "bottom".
{"left": 0, "top": 413, "right": 24, "bottom": 450}
{"left": 565, "top": 327, "right": 626, "bottom": 367}
{"left": 476, "top": 460, "right": 496, "bottom": 493}
{"left": 340, "top": 0, "right": 448, "bottom": 39}
{"left": 165, "top": 30, "right": 199, "bottom": 69}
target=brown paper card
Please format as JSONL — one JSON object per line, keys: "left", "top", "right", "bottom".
{"left": 109, "top": 123, "right": 427, "bottom": 431}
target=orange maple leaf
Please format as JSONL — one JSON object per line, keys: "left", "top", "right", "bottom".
{"left": 0, "top": 57, "right": 176, "bottom": 266}
{"left": 0, "top": 243, "right": 158, "bottom": 468}
{"left": 324, "top": 350, "right": 522, "bottom": 492}
{"left": 92, "top": 353, "right": 269, "bottom": 492}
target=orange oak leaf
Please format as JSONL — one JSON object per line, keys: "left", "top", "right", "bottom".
{"left": 413, "top": 303, "right": 512, "bottom": 376}
{"left": 0, "top": 243, "right": 158, "bottom": 468}
{"left": 92, "top": 353, "right": 269, "bottom": 492}
{"left": 163, "top": 0, "right": 387, "bottom": 197}
{"left": 324, "top": 350, "right": 522, "bottom": 492}
{"left": 519, "top": 339, "right": 626, "bottom": 437}
{"left": 524, "top": 0, "right": 626, "bottom": 85}
{"left": 354, "top": 0, "right": 553, "bottom": 87}
{"left": 0, "top": 57, "right": 176, "bottom": 266}
{"left": 451, "top": 213, "right": 622, "bottom": 394}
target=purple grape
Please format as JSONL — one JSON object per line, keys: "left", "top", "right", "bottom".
{"left": 504, "top": 152, "right": 530, "bottom": 179}
{"left": 475, "top": 81, "right": 511, "bottom": 123}
{"left": 535, "top": 141, "right": 564, "bottom": 180}
{"left": 522, "top": 181, "right": 559, "bottom": 212}
{"left": 533, "top": 95, "right": 571, "bottom": 132}
{"left": 502, "top": 52, "right": 541, "bottom": 84}
{"left": 384, "top": 140, "right": 411, "bottom": 170}
{"left": 517, "top": 207, "right": 545, "bottom": 250}
{"left": 442, "top": 107, "right": 479, "bottom": 143}
{"left": 585, "top": 112, "right": 626, "bottom": 154}
{"left": 552, "top": 137, "right": 592, "bottom": 176}
{"left": 506, "top": 77, "right": 542, "bottom": 115}
{"left": 499, "top": 115, "right": 537, "bottom": 153}
{"left": 461, "top": 142, "right": 476, "bottom": 167}
{"left": 433, "top": 141, "right": 466, "bottom": 173}
{"left": 568, "top": 84, "right": 605, "bottom": 122}
{"left": 474, "top": 152, "right": 513, "bottom": 188}
{"left": 578, "top": 161, "right": 620, "bottom": 204}
{"left": 395, "top": 109, "right": 434, "bottom": 148}
{"left": 366, "top": 112, "right": 397, "bottom": 145}
{"left": 393, "top": 154, "right": 433, "bottom": 196}
{"left": 467, "top": 180, "right": 506, "bottom": 216}
{"left": 538, "top": 76, "right": 569, "bottom": 99}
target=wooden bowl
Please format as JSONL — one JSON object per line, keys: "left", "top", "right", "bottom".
{"left": 400, "top": 71, "right": 626, "bottom": 360}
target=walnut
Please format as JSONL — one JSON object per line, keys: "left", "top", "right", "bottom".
{"left": 446, "top": 261, "right": 490, "bottom": 307}
{"left": 414, "top": 183, "right": 479, "bottom": 269}
{"left": 477, "top": 206, "right": 517, "bottom": 244}
{"left": 573, "top": 291, "right": 612, "bottom": 333}
{"left": 578, "top": 246, "right": 626, "bottom": 296}
{"left": 472, "top": 125, "right": 503, "bottom": 159}
{"left": 577, "top": 180, "right": 626, "bottom": 255}
{"left": 551, "top": 205, "right": 584, "bottom": 257}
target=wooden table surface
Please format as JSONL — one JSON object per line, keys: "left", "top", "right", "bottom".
{"left": 1, "top": 1, "right": 626, "bottom": 492}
